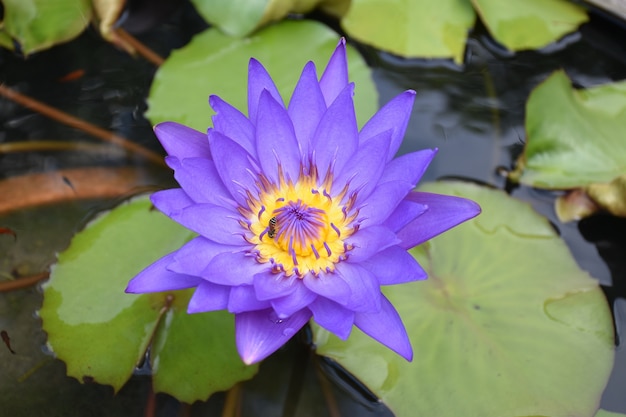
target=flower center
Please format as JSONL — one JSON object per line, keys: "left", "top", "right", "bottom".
{"left": 242, "top": 171, "right": 358, "bottom": 277}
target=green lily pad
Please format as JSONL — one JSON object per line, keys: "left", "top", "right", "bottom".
{"left": 1, "top": 0, "right": 92, "bottom": 54}
{"left": 147, "top": 20, "right": 377, "bottom": 132}
{"left": 471, "top": 0, "right": 588, "bottom": 51}
{"left": 513, "top": 70, "right": 626, "bottom": 189}
{"left": 596, "top": 410, "right": 626, "bottom": 417}
{"left": 341, "top": 0, "right": 476, "bottom": 64}
{"left": 313, "top": 181, "right": 614, "bottom": 417}
{"left": 40, "top": 196, "right": 258, "bottom": 401}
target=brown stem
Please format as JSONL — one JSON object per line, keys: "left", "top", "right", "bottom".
{"left": 0, "top": 272, "right": 49, "bottom": 292}
{"left": 113, "top": 28, "right": 165, "bottom": 66}
{"left": 221, "top": 383, "right": 242, "bottom": 417}
{"left": 0, "top": 84, "right": 166, "bottom": 167}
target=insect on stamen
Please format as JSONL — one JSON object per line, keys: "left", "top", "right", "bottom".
{"left": 268, "top": 216, "right": 277, "bottom": 239}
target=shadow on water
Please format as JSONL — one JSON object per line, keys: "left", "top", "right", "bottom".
{"left": 0, "top": 1, "right": 625, "bottom": 416}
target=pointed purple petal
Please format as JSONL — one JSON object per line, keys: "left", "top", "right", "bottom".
{"left": 288, "top": 61, "right": 326, "bottom": 159}
{"left": 383, "top": 200, "right": 428, "bottom": 233}
{"left": 126, "top": 253, "right": 202, "bottom": 293}
{"left": 397, "top": 191, "right": 481, "bottom": 249}
{"left": 154, "top": 122, "right": 211, "bottom": 160}
{"left": 210, "top": 95, "right": 257, "bottom": 158}
{"left": 380, "top": 148, "right": 437, "bottom": 186}
{"left": 236, "top": 308, "right": 312, "bottom": 364}
{"left": 345, "top": 225, "right": 399, "bottom": 263}
{"left": 253, "top": 271, "right": 298, "bottom": 300}
{"left": 308, "top": 297, "right": 354, "bottom": 340}
{"left": 208, "top": 130, "right": 261, "bottom": 206}
{"left": 271, "top": 283, "right": 317, "bottom": 319}
{"left": 166, "top": 157, "right": 233, "bottom": 205}
{"left": 174, "top": 204, "right": 248, "bottom": 246}
{"left": 335, "top": 263, "right": 381, "bottom": 313}
{"left": 228, "top": 285, "right": 272, "bottom": 313}
{"left": 302, "top": 270, "right": 351, "bottom": 307}
{"left": 319, "top": 38, "right": 348, "bottom": 107}
{"left": 256, "top": 90, "right": 301, "bottom": 183}
{"left": 311, "top": 84, "right": 358, "bottom": 179}
{"left": 187, "top": 281, "right": 230, "bottom": 313}
{"left": 248, "top": 58, "right": 284, "bottom": 123}
{"left": 359, "top": 246, "right": 427, "bottom": 285}
{"left": 357, "top": 181, "right": 414, "bottom": 228}
{"left": 202, "top": 252, "right": 264, "bottom": 286}
{"left": 332, "top": 129, "right": 391, "bottom": 198}
{"left": 168, "top": 236, "right": 242, "bottom": 276}
{"left": 354, "top": 295, "right": 413, "bottom": 361}
{"left": 359, "top": 90, "right": 416, "bottom": 161}
{"left": 150, "top": 188, "right": 193, "bottom": 217}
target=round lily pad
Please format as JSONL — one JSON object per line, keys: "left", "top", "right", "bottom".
{"left": 40, "top": 196, "right": 258, "bottom": 402}
{"left": 313, "top": 181, "right": 614, "bottom": 417}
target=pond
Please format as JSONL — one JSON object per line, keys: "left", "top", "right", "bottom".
{"left": 0, "top": 1, "right": 625, "bottom": 416}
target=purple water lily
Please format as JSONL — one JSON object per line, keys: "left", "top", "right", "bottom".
{"left": 127, "top": 39, "right": 480, "bottom": 365}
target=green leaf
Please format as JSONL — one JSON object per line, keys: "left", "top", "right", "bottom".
{"left": 514, "top": 70, "right": 626, "bottom": 189}
{"left": 471, "top": 0, "right": 588, "bottom": 51}
{"left": 40, "top": 196, "right": 258, "bottom": 400}
{"left": 595, "top": 410, "right": 626, "bottom": 417}
{"left": 313, "top": 181, "right": 614, "bottom": 417}
{"left": 147, "top": 20, "right": 377, "bottom": 132}
{"left": 1, "top": 0, "right": 92, "bottom": 55}
{"left": 340, "top": 0, "right": 476, "bottom": 64}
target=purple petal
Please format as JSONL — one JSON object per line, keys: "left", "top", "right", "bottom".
{"left": 236, "top": 308, "right": 312, "bottom": 364}
{"left": 345, "top": 225, "right": 399, "bottom": 263}
{"left": 271, "top": 283, "right": 317, "bottom": 319}
{"left": 255, "top": 90, "right": 301, "bottom": 183}
{"left": 187, "top": 281, "right": 230, "bottom": 313}
{"left": 359, "top": 90, "right": 416, "bottom": 161}
{"left": 168, "top": 236, "right": 242, "bottom": 276}
{"left": 354, "top": 295, "right": 413, "bottom": 361}
{"left": 248, "top": 58, "right": 284, "bottom": 123}
{"left": 253, "top": 271, "right": 298, "bottom": 300}
{"left": 126, "top": 253, "right": 202, "bottom": 293}
{"left": 319, "top": 38, "right": 348, "bottom": 107}
{"left": 332, "top": 129, "right": 392, "bottom": 198}
{"left": 335, "top": 263, "right": 381, "bottom": 313}
{"left": 383, "top": 200, "right": 428, "bottom": 233}
{"left": 380, "top": 148, "right": 437, "bottom": 186}
{"left": 202, "top": 252, "right": 264, "bottom": 286}
{"left": 166, "top": 157, "right": 233, "bottom": 206}
{"left": 356, "top": 181, "right": 414, "bottom": 228}
{"left": 151, "top": 188, "right": 193, "bottom": 217}
{"left": 397, "top": 191, "right": 481, "bottom": 249}
{"left": 311, "top": 84, "right": 358, "bottom": 179}
{"left": 228, "top": 285, "right": 272, "bottom": 313}
{"left": 308, "top": 297, "right": 354, "bottom": 340}
{"left": 288, "top": 61, "right": 326, "bottom": 159}
{"left": 302, "top": 270, "right": 351, "bottom": 307}
{"left": 154, "top": 122, "right": 211, "bottom": 160}
{"left": 175, "top": 204, "right": 248, "bottom": 246}
{"left": 208, "top": 130, "right": 261, "bottom": 206}
{"left": 210, "top": 95, "right": 257, "bottom": 158}
{"left": 359, "top": 246, "right": 427, "bottom": 285}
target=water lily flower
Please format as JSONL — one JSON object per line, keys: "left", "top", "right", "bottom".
{"left": 127, "top": 39, "right": 480, "bottom": 365}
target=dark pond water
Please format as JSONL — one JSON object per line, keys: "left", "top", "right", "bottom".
{"left": 0, "top": 1, "right": 625, "bottom": 416}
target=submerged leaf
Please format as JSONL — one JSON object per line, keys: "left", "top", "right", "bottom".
{"left": 314, "top": 181, "right": 614, "bottom": 417}
{"left": 471, "top": 0, "right": 588, "bottom": 51}
{"left": 40, "top": 196, "right": 258, "bottom": 400}
{"left": 341, "top": 0, "right": 476, "bottom": 64}
{"left": 147, "top": 20, "right": 377, "bottom": 132}
{"left": 512, "top": 71, "right": 626, "bottom": 189}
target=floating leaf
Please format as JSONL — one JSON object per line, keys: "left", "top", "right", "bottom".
{"left": 1, "top": 0, "right": 92, "bottom": 54}
{"left": 314, "top": 181, "right": 614, "bottom": 417}
{"left": 40, "top": 196, "right": 258, "bottom": 401}
{"left": 471, "top": 0, "right": 588, "bottom": 50}
{"left": 341, "top": 0, "right": 475, "bottom": 64}
{"left": 147, "top": 20, "right": 377, "bottom": 132}
{"left": 513, "top": 70, "right": 626, "bottom": 189}
{"left": 595, "top": 410, "right": 626, "bottom": 417}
